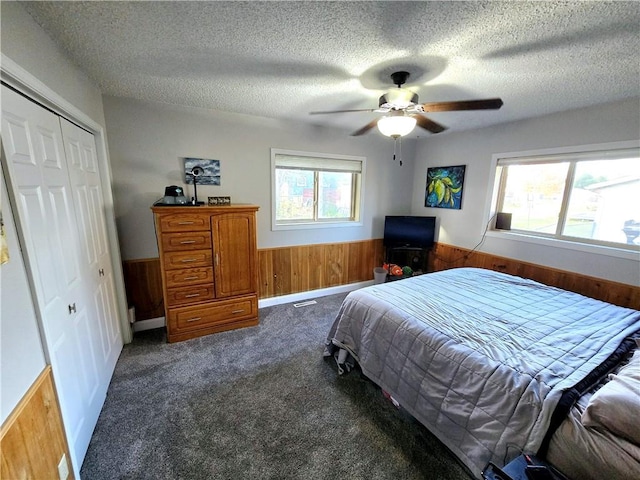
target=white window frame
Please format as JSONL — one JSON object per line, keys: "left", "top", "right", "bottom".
{"left": 271, "top": 148, "right": 365, "bottom": 231}
{"left": 486, "top": 140, "right": 640, "bottom": 259}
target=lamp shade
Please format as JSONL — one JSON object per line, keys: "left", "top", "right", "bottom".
{"left": 377, "top": 115, "right": 417, "bottom": 138}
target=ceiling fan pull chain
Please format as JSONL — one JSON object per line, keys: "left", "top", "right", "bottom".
{"left": 391, "top": 138, "right": 403, "bottom": 166}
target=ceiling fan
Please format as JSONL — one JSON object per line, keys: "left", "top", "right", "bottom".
{"left": 310, "top": 71, "right": 503, "bottom": 137}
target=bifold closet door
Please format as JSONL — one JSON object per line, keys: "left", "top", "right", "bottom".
{"left": 1, "top": 85, "right": 120, "bottom": 475}
{"left": 60, "top": 117, "right": 121, "bottom": 384}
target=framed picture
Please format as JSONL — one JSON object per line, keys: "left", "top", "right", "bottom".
{"left": 184, "top": 157, "right": 221, "bottom": 185}
{"left": 425, "top": 165, "right": 466, "bottom": 209}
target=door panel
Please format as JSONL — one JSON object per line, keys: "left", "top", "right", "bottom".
{"left": 60, "top": 118, "right": 122, "bottom": 381}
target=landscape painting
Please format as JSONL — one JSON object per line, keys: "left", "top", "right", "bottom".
{"left": 184, "top": 157, "right": 221, "bottom": 185}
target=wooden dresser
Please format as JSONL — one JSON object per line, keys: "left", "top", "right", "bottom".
{"left": 151, "top": 205, "right": 259, "bottom": 342}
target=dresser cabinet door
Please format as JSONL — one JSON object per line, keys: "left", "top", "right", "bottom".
{"left": 211, "top": 212, "right": 257, "bottom": 298}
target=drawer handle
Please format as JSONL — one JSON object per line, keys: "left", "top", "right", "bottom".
{"left": 180, "top": 240, "right": 196, "bottom": 244}
{"left": 184, "top": 276, "right": 199, "bottom": 280}
{"left": 186, "top": 317, "right": 201, "bottom": 322}
{"left": 181, "top": 258, "right": 198, "bottom": 263}
{"left": 231, "top": 309, "right": 244, "bottom": 314}
{"left": 178, "top": 221, "right": 195, "bottom": 225}
{"left": 185, "top": 293, "right": 200, "bottom": 298}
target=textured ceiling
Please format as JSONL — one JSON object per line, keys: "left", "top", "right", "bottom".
{"left": 21, "top": 1, "right": 640, "bottom": 138}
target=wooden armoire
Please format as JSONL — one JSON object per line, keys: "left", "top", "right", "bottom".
{"left": 151, "top": 205, "right": 259, "bottom": 342}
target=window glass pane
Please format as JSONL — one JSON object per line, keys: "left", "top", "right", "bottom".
{"left": 563, "top": 158, "right": 640, "bottom": 245}
{"left": 275, "top": 169, "right": 314, "bottom": 221}
{"left": 502, "top": 163, "right": 569, "bottom": 233}
{"left": 318, "top": 171, "right": 353, "bottom": 219}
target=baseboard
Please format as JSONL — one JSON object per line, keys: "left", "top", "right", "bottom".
{"left": 132, "top": 317, "right": 165, "bottom": 332}
{"left": 258, "top": 281, "right": 372, "bottom": 308}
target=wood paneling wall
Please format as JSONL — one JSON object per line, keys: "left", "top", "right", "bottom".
{"left": 258, "top": 239, "right": 385, "bottom": 298}
{"left": 122, "top": 258, "right": 164, "bottom": 320}
{"left": 1, "top": 366, "right": 74, "bottom": 480}
{"left": 429, "top": 243, "right": 640, "bottom": 310}
{"left": 122, "top": 240, "right": 638, "bottom": 313}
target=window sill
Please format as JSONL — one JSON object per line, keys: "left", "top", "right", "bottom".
{"left": 272, "top": 220, "right": 363, "bottom": 231}
{"left": 485, "top": 230, "right": 640, "bottom": 261}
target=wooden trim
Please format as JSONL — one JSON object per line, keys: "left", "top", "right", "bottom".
{"left": 1, "top": 366, "right": 74, "bottom": 480}
{"left": 429, "top": 243, "right": 640, "bottom": 310}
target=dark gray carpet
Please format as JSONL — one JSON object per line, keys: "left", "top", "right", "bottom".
{"left": 81, "top": 293, "right": 473, "bottom": 480}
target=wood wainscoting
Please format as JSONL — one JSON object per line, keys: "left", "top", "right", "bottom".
{"left": 122, "top": 240, "right": 638, "bottom": 313}
{"left": 122, "top": 257, "right": 164, "bottom": 321}
{"left": 429, "top": 243, "right": 640, "bottom": 310}
{"left": 257, "top": 239, "right": 385, "bottom": 298}
{"left": 1, "top": 366, "right": 73, "bottom": 479}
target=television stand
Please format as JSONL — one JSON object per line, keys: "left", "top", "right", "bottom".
{"left": 385, "top": 246, "right": 430, "bottom": 274}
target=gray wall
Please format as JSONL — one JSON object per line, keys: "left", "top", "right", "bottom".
{"left": 411, "top": 98, "right": 640, "bottom": 286}
{"left": 0, "top": 2, "right": 107, "bottom": 127}
{"left": 102, "top": 96, "right": 416, "bottom": 260}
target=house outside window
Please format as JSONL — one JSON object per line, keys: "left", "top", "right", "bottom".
{"left": 494, "top": 145, "right": 640, "bottom": 250}
{"left": 271, "top": 149, "right": 365, "bottom": 230}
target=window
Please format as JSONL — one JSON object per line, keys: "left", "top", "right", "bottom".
{"left": 494, "top": 145, "right": 640, "bottom": 250}
{"left": 271, "top": 149, "right": 365, "bottom": 230}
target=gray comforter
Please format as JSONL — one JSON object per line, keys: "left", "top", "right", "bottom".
{"left": 326, "top": 268, "right": 640, "bottom": 477}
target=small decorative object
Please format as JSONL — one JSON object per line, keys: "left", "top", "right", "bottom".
{"left": 1, "top": 211, "right": 9, "bottom": 265}
{"left": 402, "top": 266, "right": 413, "bottom": 276}
{"left": 425, "top": 165, "right": 466, "bottom": 209}
{"left": 184, "top": 158, "right": 221, "bottom": 186}
{"left": 186, "top": 166, "right": 205, "bottom": 205}
{"left": 385, "top": 264, "right": 403, "bottom": 276}
{"left": 208, "top": 196, "right": 231, "bottom": 206}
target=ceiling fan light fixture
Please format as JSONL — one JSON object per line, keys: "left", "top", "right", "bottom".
{"left": 377, "top": 114, "right": 417, "bottom": 138}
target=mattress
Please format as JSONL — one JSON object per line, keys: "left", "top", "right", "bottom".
{"left": 325, "top": 268, "right": 640, "bottom": 477}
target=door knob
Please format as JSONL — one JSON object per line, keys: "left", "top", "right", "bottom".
{"left": 99, "top": 268, "right": 105, "bottom": 277}
{"left": 68, "top": 303, "right": 76, "bottom": 314}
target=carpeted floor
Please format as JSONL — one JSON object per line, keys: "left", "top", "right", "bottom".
{"left": 80, "top": 292, "right": 473, "bottom": 479}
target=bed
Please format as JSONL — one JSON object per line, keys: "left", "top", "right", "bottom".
{"left": 324, "top": 267, "right": 640, "bottom": 479}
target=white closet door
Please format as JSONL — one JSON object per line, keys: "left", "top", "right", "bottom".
{"left": 1, "top": 85, "right": 117, "bottom": 476}
{"left": 60, "top": 118, "right": 121, "bottom": 383}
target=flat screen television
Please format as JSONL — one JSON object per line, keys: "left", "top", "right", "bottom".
{"left": 383, "top": 215, "right": 436, "bottom": 249}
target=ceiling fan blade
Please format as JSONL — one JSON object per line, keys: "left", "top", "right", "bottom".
{"left": 310, "top": 108, "right": 379, "bottom": 115}
{"left": 413, "top": 114, "right": 447, "bottom": 134}
{"left": 351, "top": 119, "right": 379, "bottom": 136}
{"left": 419, "top": 98, "right": 503, "bottom": 112}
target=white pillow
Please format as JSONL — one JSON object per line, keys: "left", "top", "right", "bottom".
{"left": 581, "top": 349, "right": 640, "bottom": 445}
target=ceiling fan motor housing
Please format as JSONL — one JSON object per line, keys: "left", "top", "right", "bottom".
{"left": 379, "top": 90, "right": 419, "bottom": 110}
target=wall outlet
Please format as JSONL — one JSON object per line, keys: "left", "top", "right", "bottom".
{"left": 58, "top": 454, "right": 69, "bottom": 480}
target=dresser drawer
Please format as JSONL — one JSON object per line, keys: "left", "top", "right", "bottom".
{"left": 167, "top": 295, "right": 258, "bottom": 333}
{"left": 165, "top": 284, "right": 215, "bottom": 307}
{"left": 158, "top": 213, "right": 210, "bottom": 232}
{"left": 161, "top": 231, "right": 212, "bottom": 252}
{"left": 165, "top": 267, "right": 214, "bottom": 288}
{"left": 163, "top": 249, "right": 212, "bottom": 270}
